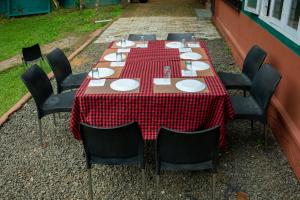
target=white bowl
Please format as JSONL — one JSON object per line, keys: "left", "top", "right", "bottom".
{"left": 110, "top": 79, "right": 140, "bottom": 91}
{"left": 176, "top": 79, "right": 206, "bottom": 93}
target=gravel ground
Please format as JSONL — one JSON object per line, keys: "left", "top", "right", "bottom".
{"left": 0, "top": 39, "right": 299, "bottom": 200}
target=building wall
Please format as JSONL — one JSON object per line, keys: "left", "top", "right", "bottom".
{"left": 213, "top": 0, "right": 300, "bottom": 179}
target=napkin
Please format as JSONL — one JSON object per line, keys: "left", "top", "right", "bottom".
{"left": 136, "top": 43, "right": 148, "bottom": 48}
{"left": 153, "top": 78, "right": 171, "bottom": 85}
{"left": 181, "top": 70, "right": 197, "bottom": 77}
{"left": 179, "top": 48, "right": 192, "bottom": 53}
{"left": 117, "top": 48, "right": 131, "bottom": 53}
{"left": 110, "top": 62, "right": 125, "bottom": 67}
{"left": 187, "top": 43, "right": 201, "bottom": 48}
{"left": 88, "top": 79, "right": 106, "bottom": 87}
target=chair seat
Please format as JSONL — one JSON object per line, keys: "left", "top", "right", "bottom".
{"left": 42, "top": 90, "right": 76, "bottom": 115}
{"left": 61, "top": 73, "right": 87, "bottom": 91}
{"left": 218, "top": 72, "right": 251, "bottom": 90}
{"left": 230, "top": 96, "right": 263, "bottom": 121}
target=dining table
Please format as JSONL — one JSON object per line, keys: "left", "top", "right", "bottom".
{"left": 69, "top": 40, "right": 234, "bottom": 148}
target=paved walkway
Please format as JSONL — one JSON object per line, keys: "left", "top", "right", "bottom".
{"left": 94, "top": 16, "right": 220, "bottom": 43}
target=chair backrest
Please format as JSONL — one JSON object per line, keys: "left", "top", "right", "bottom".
{"left": 128, "top": 34, "right": 157, "bottom": 41}
{"left": 250, "top": 64, "right": 281, "bottom": 121}
{"left": 156, "top": 126, "right": 220, "bottom": 169}
{"left": 166, "top": 33, "right": 195, "bottom": 41}
{"left": 20, "top": 64, "right": 53, "bottom": 118}
{"left": 242, "top": 45, "right": 267, "bottom": 81}
{"left": 80, "top": 122, "right": 144, "bottom": 168}
{"left": 22, "top": 43, "right": 43, "bottom": 63}
{"left": 46, "top": 48, "right": 72, "bottom": 93}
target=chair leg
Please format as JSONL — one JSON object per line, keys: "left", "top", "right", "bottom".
{"left": 88, "top": 168, "right": 93, "bottom": 200}
{"left": 156, "top": 175, "right": 160, "bottom": 200}
{"left": 264, "top": 124, "right": 268, "bottom": 147}
{"left": 53, "top": 114, "right": 57, "bottom": 127}
{"left": 212, "top": 173, "right": 216, "bottom": 200}
{"left": 142, "top": 169, "right": 147, "bottom": 200}
{"left": 37, "top": 118, "right": 44, "bottom": 146}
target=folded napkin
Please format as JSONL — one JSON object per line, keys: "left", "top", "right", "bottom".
{"left": 117, "top": 48, "right": 131, "bottom": 53}
{"left": 179, "top": 48, "right": 192, "bottom": 53}
{"left": 88, "top": 79, "right": 106, "bottom": 87}
{"left": 110, "top": 62, "right": 126, "bottom": 67}
{"left": 187, "top": 43, "right": 201, "bottom": 48}
{"left": 153, "top": 78, "right": 171, "bottom": 85}
{"left": 136, "top": 43, "right": 148, "bottom": 48}
{"left": 181, "top": 70, "right": 197, "bottom": 77}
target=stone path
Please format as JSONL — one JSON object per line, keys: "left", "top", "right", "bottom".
{"left": 94, "top": 17, "right": 220, "bottom": 43}
{"left": 0, "top": 36, "right": 80, "bottom": 72}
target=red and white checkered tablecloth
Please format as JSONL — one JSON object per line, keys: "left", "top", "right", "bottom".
{"left": 69, "top": 41, "right": 234, "bottom": 147}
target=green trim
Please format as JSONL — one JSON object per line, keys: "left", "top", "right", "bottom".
{"left": 241, "top": 0, "right": 300, "bottom": 56}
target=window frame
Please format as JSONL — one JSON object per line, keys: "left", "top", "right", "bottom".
{"left": 244, "top": 0, "right": 262, "bottom": 14}
{"left": 254, "top": 0, "right": 300, "bottom": 45}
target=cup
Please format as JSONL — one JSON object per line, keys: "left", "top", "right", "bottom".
{"left": 91, "top": 68, "right": 99, "bottom": 79}
{"left": 163, "top": 66, "right": 171, "bottom": 78}
{"left": 116, "top": 52, "right": 123, "bottom": 62}
{"left": 121, "top": 38, "right": 126, "bottom": 48}
{"left": 182, "top": 38, "right": 186, "bottom": 48}
{"left": 186, "top": 60, "right": 192, "bottom": 70}
{"left": 140, "top": 36, "right": 146, "bottom": 48}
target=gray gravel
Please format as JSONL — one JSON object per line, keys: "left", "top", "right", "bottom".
{"left": 0, "top": 39, "right": 299, "bottom": 200}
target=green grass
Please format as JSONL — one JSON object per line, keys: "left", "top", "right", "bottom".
{"left": 0, "top": 5, "right": 122, "bottom": 61}
{"left": 0, "top": 6, "right": 122, "bottom": 116}
{"left": 0, "top": 62, "right": 52, "bottom": 116}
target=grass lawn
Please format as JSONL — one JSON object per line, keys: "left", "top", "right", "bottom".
{"left": 0, "top": 5, "right": 122, "bottom": 61}
{"left": 0, "top": 6, "right": 122, "bottom": 117}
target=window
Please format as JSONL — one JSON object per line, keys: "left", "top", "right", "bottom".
{"left": 244, "top": 0, "right": 300, "bottom": 44}
{"left": 245, "top": 0, "right": 262, "bottom": 14}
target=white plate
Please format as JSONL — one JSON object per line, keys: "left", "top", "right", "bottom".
{"left": 187, "top": 61, "right": 210, "bottom": 71}
{"left": 88, "top": 68, "right": 115, "bottom": 79}
{"left": 110, "top": 79, "right": 140, "bottom": 92}
{"left": 180, "top": 52, "right": 202, "bottom": 60}
{"left": 104, "top": 53, "right": 126, "bottom": 62}
{"left": 166, "top": 42, "right": 184, "bottom": 49}
{"left": 176, "top": 79, "right": 206, "bottom": 93}
{"left": 116, "top": 40, "right": 135, "bottom": 47}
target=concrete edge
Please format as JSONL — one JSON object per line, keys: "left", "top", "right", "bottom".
{"left": 0, "top": 19, "right": 116, "bottom": 126}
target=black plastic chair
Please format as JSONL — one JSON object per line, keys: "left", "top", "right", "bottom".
{"left": 128, "top": 34, "right": 157, "bottom": 41}
{"left": 166, "top": 33, "right": 195, "bottom": 41}
{"left": 156, "top": 126, "right": 220, "bottom": 199}
{"left": 22, "top": 43, "right": 44, "bottom": 68}
{"left": 46, "top": 48, "right": 87, "bottom": 94}
{"left": 218, "top": 45, "right": 267, "bottom": 96}
{"left": 230, "top": 64, "right": 281, "bottom": 146}
{"left": 80, "top": 122, "right": 146, "bottom": 200}
{"left": 21, "top": 64, "right": 75, "bottom": 146}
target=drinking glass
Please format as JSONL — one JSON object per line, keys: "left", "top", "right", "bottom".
{"left": 182, "top": 38, "right": 186, "bottom": 48}
{"left": 163, "top": 66, "right": 171, "bottom": 78}
{"left": 140, "top": 36, "right": 145, "bottom": 48}
{"left": 116, "top": 52, "right": 123, "bottom": 62}
{"left": 192, "top": 36, "right": 197, "bottom": 45}
{"left": 121, "top": 38, "right": 126, "bottom": 48}
{"left": 91, "top": 68, "right": 99, "bottom": 79}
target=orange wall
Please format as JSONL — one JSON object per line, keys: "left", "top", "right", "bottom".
{"left": 213, "top": 0, "right": 300, "bottom": 179}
